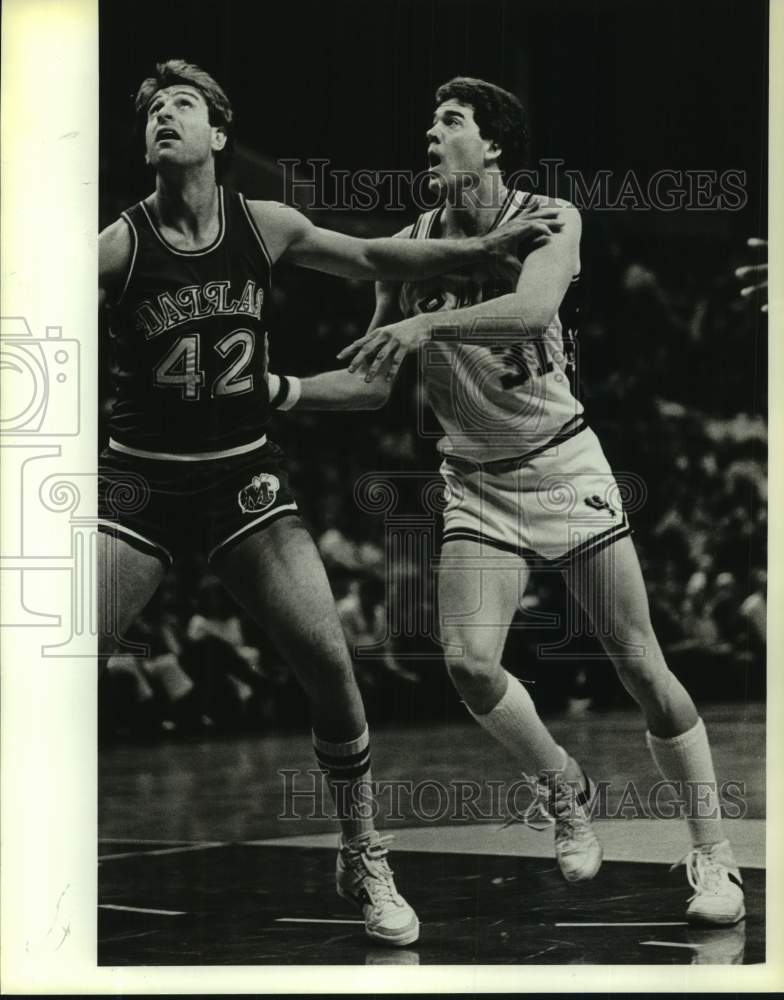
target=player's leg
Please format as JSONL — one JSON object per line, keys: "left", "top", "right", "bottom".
{"left": 562, "top": 535, "right": 698, "bottom": 736}
{"left": 213, "top": 515, "right": 418, "bottom": 946}
{"left": 439, "top": 538, "right": 566, "bottom": 763}
{"left": 97, "top": 449, "right": 171, "bottom": 662}
{"left": 438, "top": 538, "right": 602, "bottom": 881}
{"left": 561, "top": 534, "right": 744, "bottom": 923}
{"left": 216, "top": 516, "right": 365, "bottom": 739}
{"left": 97, "top": 530, "right": 166, "bottom": 661}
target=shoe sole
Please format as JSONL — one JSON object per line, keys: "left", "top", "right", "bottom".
{"left": 336, "top": 885, "right": 420, "bottom": 947}
{"left": 559, "top": 843, "right": 604, "bottom": 883}
{"left": 687, "top": 905, "right": 746, "bottom": 927}
{"left": 366, "top": 918, "right": 420, "bottom": 947}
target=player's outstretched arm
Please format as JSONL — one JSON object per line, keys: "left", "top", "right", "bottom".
{"left": 247, "top": 200, "right": 560, "bottom": 282}
{"left": 267, "top": 282, "right": 402, "bottom": 411}
{"left": 99, "top": 218, "right": 134, "bottom": 310}
{"left": 268, "top": 364, "right": 391, "bottom": 411}
{"left": 338, "top": 203, "right": 581, "bottom": 380}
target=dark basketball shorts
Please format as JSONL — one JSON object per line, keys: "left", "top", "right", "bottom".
{"left": 98, "top": 439, "right": 298, "bottom": 566}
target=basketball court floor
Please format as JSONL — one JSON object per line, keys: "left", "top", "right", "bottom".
{"left": 99, "top": 702, "right": 764, "bottom": 965}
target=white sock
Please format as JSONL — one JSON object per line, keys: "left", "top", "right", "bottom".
{"left": 646, "top": 717, "right": 726, "bottom": 847}
{"left": 313, "top": 725, "right": 375, "bottom": 841}
{"left": 466, "top": 671, "right": 567, "bottom": 776}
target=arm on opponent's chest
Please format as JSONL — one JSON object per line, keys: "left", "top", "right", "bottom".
{"left": 245, "top": 200, "right": 527, "bottom": 281}
{"left": 426, "top": 201, "right": 582, "bottom": 340}
{"left": 333, "top": 204, "right": 582, "bottom": 380}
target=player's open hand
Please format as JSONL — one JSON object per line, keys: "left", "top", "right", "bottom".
{"left": 337, "top": 314, "right": 429, "bottom": 382}
{"left": 481, "top": 207, "right": 563, "bottom": 277}
{"left": 478, "top": 204, "right": 564, "bottom": 282}
{"left": 735, "top": 237, "right": 767, "bottom": 313}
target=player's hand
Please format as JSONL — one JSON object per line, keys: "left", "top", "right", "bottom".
{"left": 735, "top": 237, "right": 768, "bottom": 313}
{"left": 337, "top": 314, "right": 429, "bottom": 381}
{"left": 477, "top": 204, "right": 563, "bottom": 282}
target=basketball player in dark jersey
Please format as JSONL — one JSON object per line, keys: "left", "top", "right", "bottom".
{"left": 98, "top": 60, "right": 548, "bottom": 948}
{"left": 272, "top": 78, "right": 746, "bottom": 926}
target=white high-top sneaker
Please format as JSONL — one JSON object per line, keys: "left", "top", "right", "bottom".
{"left": 673, "top": 839, "right": 745, "bottom": 925}
{"left": 336, "top": 831, "right": 420, "bottom": 946}
{"left": 548, "top": 770, "right": 603, "bottom": 883}
{"left": 501, "top": 766, "right": 603, "bottom": 883}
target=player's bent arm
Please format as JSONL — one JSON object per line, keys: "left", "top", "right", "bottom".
{"left": 419, "top": 204, "right": 581, "bottom": 340}
{"left": 248, "top": 200, "right": 510, "bottom": 281}
{"left": 99, "top": 218, "right": 134, "bottom": 310}
{"left": 338, "top": 206, "right": 581, "bottom": 377}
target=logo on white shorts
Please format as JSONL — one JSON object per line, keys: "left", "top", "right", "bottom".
{"left": 238, "top": 473, "right": 280, "bottom": 513}
{"left": 584, "top": 494, "right": 615, "bottom": 517}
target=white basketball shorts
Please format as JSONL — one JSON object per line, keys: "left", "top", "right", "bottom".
{"left": 439, "top": 427, "right": 631, "bottom": 567}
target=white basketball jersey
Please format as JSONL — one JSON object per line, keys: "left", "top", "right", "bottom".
{"left": 399, "top": 189, "right": 584, "bottom": 462}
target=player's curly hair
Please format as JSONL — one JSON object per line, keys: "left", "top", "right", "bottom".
{"left": 134, "top": 59, "right": 234, "bottom": 176}
{"left": 435, "top": 77, "right": 529, "bottom": 177}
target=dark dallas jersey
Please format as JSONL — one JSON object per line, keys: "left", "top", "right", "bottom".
{"left": 108, "top": 187, "right": 273, "bottom": 457}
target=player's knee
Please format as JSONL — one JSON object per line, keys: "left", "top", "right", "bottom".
{"left": 301, "top": 636, "right": 355, "bottom": 686}
{"left": 614, "top": 650, "right": 669, "bottom": 698}
{"left": 601, "top": 613, "right": 656, "bottom": 657}
{"left": 442, "top": 635, "right": 500, "bottom": 687}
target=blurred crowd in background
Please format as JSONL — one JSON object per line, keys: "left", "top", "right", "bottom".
{"left": 99, "top": 202, "right": 767, "bottom": 741}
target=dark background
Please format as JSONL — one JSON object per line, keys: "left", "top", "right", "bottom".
{"left": 99, "top": 0, "right": 768, "bottom": 739}
{"left": 100, "top": 0, "right": 768, "bottom": 226}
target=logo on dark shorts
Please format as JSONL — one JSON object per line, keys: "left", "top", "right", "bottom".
{"left": 584, "top": 494, "right": 616, "bottom": 517}
{"left": 238, "top": 473, "right": 280, "bottom": 513}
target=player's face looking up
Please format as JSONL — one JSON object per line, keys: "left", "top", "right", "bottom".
{"left": 144, "top": 85, "right": 227, "bottom": 173}
{"left": 426, "top": 100, "right": 501, "bottom": 200}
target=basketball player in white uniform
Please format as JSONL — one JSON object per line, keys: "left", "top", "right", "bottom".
{"left": 270, "top": 78, "right": 745, "bottom": 925}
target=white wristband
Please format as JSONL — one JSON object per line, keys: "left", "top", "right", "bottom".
{"left": 267, "top": 373, "right": 281, "bottom": 400}
{"left": 278, "top": 375, "right": 302, "bottom": 411}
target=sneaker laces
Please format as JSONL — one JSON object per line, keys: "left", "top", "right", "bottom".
{"left": 550, "top": 780, "right": 595, "bottom": 849}
{"left": 671, "top": 846, "right": 729, "bottom": 900}
{"left": 499, "top": 776, "right": 554, "bottom": 832}
{"left": 343, "top": 834, "right": 403, "bottom": 908}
